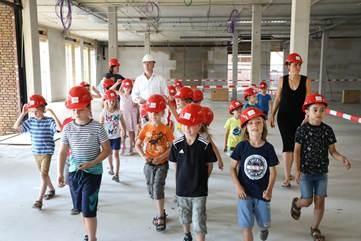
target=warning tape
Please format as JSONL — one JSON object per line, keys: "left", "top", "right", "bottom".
{"left": 326, "top": 108, "right": 361, "bottom": 124}
{"left": 171, "top": 79, "right": 361, "bottom": 83}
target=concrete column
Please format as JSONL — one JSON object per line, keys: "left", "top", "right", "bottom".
{"left": 108, "top": 6, "right": 118, "bottom": 59}
{"left": 261, "top": 41, "right": 271, "bottom": 81}
{"left": 79, "top": 39, "right": 84, "bottom": 83}
{"left": 290, "top": 0, "right": 311, "bottom": 75}
{"left": 144, "top": 31, "right": 151, "bottom": 55}
{"left": 47, "top": 28, "right": 66, "bottom": 101}
{"left": 232, "top": 30, "right": 239, "bottom": 100}
{"left": 251, "top": 4, "right": 262, "bottom": 84}
{"left": 318, "top": 31, "right": 328, "bottom": 95}
{"left": 22, "top": 0, "right": 42, "bottom": 94}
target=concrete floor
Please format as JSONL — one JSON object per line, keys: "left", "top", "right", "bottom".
{"left": 0, "top": 96, "right": 360, "bottom": 241}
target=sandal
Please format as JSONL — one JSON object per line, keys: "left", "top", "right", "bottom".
{"left": 84, "top": 235, "right": 89, "bottom": 241}
{"left": 290, "top": 197, "right": 301, "bottom": 220}
{"left": 184, "top": 233, "right": 192, "bottom": 241}
{"left": 310, "top": 227, "right": 325, "bottom": 241}
{"left": 281, "top": 182, "right": 291, "bottom": 188}
{"left": 156, "top": 216, "right": 166, "bottom": 231}
{"left": 112, "top": 175, "right": 120, "bottom": 183}
{"left": 260, "top": 229, "right": 269, "bottom": 241}
{"left": 32, "top": 200, "right": 43, "bottom": 210}
{"left": 44, "top": 190, "right": 55, "bottom": 200}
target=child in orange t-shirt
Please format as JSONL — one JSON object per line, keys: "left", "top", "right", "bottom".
{"left": 135, "top": 94, "right": 174, "bottom": 232}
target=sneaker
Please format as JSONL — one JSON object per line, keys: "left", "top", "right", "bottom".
{"left": 84, "top": 235, "right": 88, "bottom": 241}
{"left": 260, "top": 229, "right": 269, "bottom": 241}
{"left": 112, "top": 175, "right": 120, "bottom": 183}
{"left": 108, "top": 170, "right": 114, "bottom": 175}
{"left": 70, "top": 208, "right": 80, "bottom": 215}
{"left": 183, "top": 233, "right": 192, "bottom": 241}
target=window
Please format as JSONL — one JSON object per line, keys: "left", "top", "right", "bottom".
{"left": 65, "top": 43, "right": 74, "bottom": 91}
{"left": 39, "top": 39, "right": 51, "bottom": 100}
{"left": 270, "top": 51, "right": 284, "bottom": 87}
{"left": 227, "top": 54, "right": 252, "bottom": 81}
{"left": 83, "top": 47, "right": 89, "bottom": 83}
{"left": 90, "top": 48, "right": 97, "bottom": 86}
{"left": 75, "top": 45, "right": 82, "bottom": 84}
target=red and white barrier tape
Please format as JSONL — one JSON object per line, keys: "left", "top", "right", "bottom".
{"left": 170, "top": 79, "right": 361, "bottom": 83}
{"left": 326, "top": 108, "right": 361, "bottom": 124}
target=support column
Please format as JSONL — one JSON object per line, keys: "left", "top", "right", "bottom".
{"left": 108, "top": 6, "right": 118, "bottom": 59}
{"left": 79, "top": 39, "right": 84, "bottom": 83}
{"left": 144, "top": 31, "right": 151, "bottom": 55}
{"left": 231, "top": 30, "right": 239, "bottom": 100}
{"left": 251, "top": 4, "right": 262, "bottom": 85}
{"left": 290, "top": 0, "right": 311, "bottom": 75}
{"left": 318, "top": 31, "right": 328, "bottom": 95}
{"left": 22, "top": 0, "right": 41, "bottom": 94}
{"left": 261, "top": 42, "right": 271, "bottom": 81}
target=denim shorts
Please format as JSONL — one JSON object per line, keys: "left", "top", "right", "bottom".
{"left": 237, "top": 198, "right": 271, "bottom": 229}
{"left": 109, "top": 137, "right": 121, "bottom": 150}
{"left": 177, "top": 196, "right": 207, "bottom": 234}
{"left": 300, "top": 173, "right": 328, "bottom": 199}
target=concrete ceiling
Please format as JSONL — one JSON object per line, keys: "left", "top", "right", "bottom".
{"left": 36, "top": 0, "right": 361, "bottom": 43}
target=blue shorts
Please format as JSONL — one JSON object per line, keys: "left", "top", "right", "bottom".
{"left": 300, "top": 173, "right": 328, "bottom": 199}
{"left": 237, "top": 198, "right": 271, "bottom": 229}
{"left": 109, "top": 137, "right": 121, "bottom": 150}
{"left": 68, "top": 171, "right": 102, "bottom": 217}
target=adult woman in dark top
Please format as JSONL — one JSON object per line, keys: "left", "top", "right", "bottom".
{"left": 269, "top": 53, "right": 311, "bottom": 187}
{"left": 103, "top": 57, "right": 125, "bottom": 91}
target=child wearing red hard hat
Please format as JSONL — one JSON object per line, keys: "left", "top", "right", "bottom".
{"left": 257, "top": 81, "right": 272, "bottom": 119}
{"left": 13, "top": 94, "right": 62, "bottom": 210}
{"left": 243, "top": 87, "right": 261, "bottom": 109}
{"left": 169, "top": 103, "right": 217, "bottom": 241}
{"left": 230, "top": 107, "right": 279, "bottom": 241}
{"left": 135, "top": 94, "right": 174, "bottom": 232}
{"left": 291, "top": 93, "right": 351, "bottom": 241}
{"left": 57, "top": 86, "right": 111, "bottom": 241}
{"left": 224, "top": 99, "right": 244, "bottom": 153}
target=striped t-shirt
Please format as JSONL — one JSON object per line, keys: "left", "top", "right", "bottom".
{"left": 20, "top": 117, "right": 57, "bottom": 155}
{"left": 61, "top": 119, "right": 108, "bottom": 175}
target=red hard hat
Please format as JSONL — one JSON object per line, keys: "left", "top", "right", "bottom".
{"left": 202, "top": 106, "right": 214, "bottom": 126}
{"left": 168, "top": 85, "right": 176, "bottom": 96}
{"left": 244, "top": 87, "right": 258, "bottom": 100}
{"left": 174, "top": 79, "right": 184, "bottom": 88}
{"left": 240, "top": 107, "right": 265, "bottom": 128}
{"left": 177, "top": 103, "right": 204, "bottom": 126}
{"left": 302, "top": 93, "right": 328, "bottom": 112}
{"left": 102, "top": 79, "right": 115, "bottom": 89}
{"left": 121, "top": 79, "right": 133, "bottom": 89}
{"left": 79, "top": 81, "right": 90, "bottom": 88}
{"left": 228, "top": 100, "right": 243, "bottom": 114}
{"left": 109, "top": 57, "right": 120, "bottom": 67}
{"left": 104, "top": 90, "right": 118, "bottom": 100}
{"left": 65, "top": 86, "right": 92, "bottom": 110}
{"left": 144, "top": 94, "right": 166, "bottom": 113}
{"left": 193, "top": 89, "right": 204, "bottom": 103}
{"left": 285, "top": 52, "right": 303, "bottom": 64}
{"left": 175, "top": 87, "right": 193, "bottom": 100}
{"left": 259, "top": 81, "right": 267, "bottom": 89}
{"left": 28, "top": 94, "right": 47, "bottom": 108}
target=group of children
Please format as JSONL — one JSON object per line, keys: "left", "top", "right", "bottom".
{"left": 13, "top": 77, "right": 351, "bottom": 241}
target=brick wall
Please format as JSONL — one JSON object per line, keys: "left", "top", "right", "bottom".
{"left": 0, "top": 3, "right": 20, "bottom": 135}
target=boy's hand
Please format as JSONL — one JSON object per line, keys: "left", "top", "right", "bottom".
{"left": 22, "top": 104, "right": 29, "bottom": 114}
{"left": 223, "top": 147, "right": 227, "bottom": 152}
{"left": 262, "top": 189, "right": 272, "bottom": 201}
{"left": 342, "top": 157, "right": 351, "bottom": 170}
{"left": 79, "top": 161, "right": 96, "bottom": 170}
{"left": 57, "top": 175, "right": 65, "bottom": 188}
{"left": 269, "top": 116, "right": 275, "bottom": 128}
{"left": 295, "top": 170, "right": 301, "bottom": 184}
{"left": 217, "top": 160, "right": 224, "bottom": 170}
{"left": 237, "top": 186, "right": 247, "bottom": 199}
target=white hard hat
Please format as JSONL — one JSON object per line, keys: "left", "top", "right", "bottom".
{"left": 142, "top": 54, "right": 156, "bottom": 63}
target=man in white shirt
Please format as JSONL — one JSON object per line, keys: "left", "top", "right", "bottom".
{"left": 132, "top": 54, "right": 169, "bottom": 104}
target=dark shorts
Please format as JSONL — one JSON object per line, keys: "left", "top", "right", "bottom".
{"left": 143, "top": 162, "right": 168, "bottom": 200}
{"left": 110, "top": 137, "right": 121, "bottom": 150}
{"left": 68, "top": 171, "right": 102, "bottom": 217}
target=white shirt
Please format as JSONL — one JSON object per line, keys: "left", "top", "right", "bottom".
{"left": 131, "top": 73, "right": 169, "bottom": 103}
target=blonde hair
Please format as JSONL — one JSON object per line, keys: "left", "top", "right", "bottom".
{"left": 240, "top": 119, "right": 268, "bottom": 141}
{"left": 104, "top": 99, "right": 119, "bottom": 112}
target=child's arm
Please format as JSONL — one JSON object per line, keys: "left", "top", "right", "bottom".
{"left": 224, "top": 128, "right": 230, "bottom": 152}
{"left": 270, "top": 77, "right": 283, "bottom": 128}
{"left": 167, "top": 101, "right": 179, "bottom": 119}
{"left": 230, "top": 159, "right": 247, "bottom": 199}
{"left": 207, "top": 163, "right": 213, "bottom": 176}
{"left": 268, "top": 97, "right": 273, "bottom": 119}
{"left": 209, "top": 138, "right": 223, "bottom": 170}
{"left": 99, "top": 112, "right": 104, "bottom": 124}
{"left": 263, "top": 166, "right": 277, "bottom": 200}
{"left": 110, "top": 79, "right": 122, "bottom": 92}
{"left": 329, "top": 144, "right": 351, "bottom": 169}
{"left": 91, "top": 86, "right": 102, "bottom": 98}
{"left": 119, "top": 115, "right": 126, "bottom": 137}
{"left": 57, "top": 143, "right": 69, "bottom": 187}
{"left": 135, "top": 138, "right": 152, "bottom": 163}
{"left": 294, "top": 143, "right": 302, "bottom": 184}
{"left": 13, "top": 104, "right": 28, "bottom": 131}
{"left": 79, "top": 140, "right": 111, "bottom": 170}
{"left": 46, "top": 108, "right": 62, "bottom": 132}
{"left": 152, "top": 148, "right": 171, "bottom": 165}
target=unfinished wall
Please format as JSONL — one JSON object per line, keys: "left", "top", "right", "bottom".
{"left": 0, "top": 3, "right": 21, "bottom": 135}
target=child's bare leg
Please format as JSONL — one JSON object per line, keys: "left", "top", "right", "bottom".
{"left": 107, "top": 154, "right": 113, "bottom": 174}
{"left": 45, "top": 175, "right": 55, "bottom": 191}
{"left": 128, "top": 131, "right": 135, "bottom": 152}
{"left": 156, "top": 198, "right": 165, "bottom": 216}
{"left": 183, "top": 224, "right": 191, "bottom": 234}
{"left": 282, "top": 152, "right": 293, "bottom": 185}
{"left": 242, "top": 228, "right": 253, "bottom": 241}
{"left": 312, "top": 196, "right": 325, "bottom": 229}
{"left": 84, "top": 217, "right": 97, "bottom": 241}
{"left": 296, "top": 198, "right": 313, "bottom": 208}
{"left": 113, "top": 150, "right": 120, "bottom": 176}
{"left": 37, "top": 173, "right": 48, "bottom": 201}
{"left": 196, "top": 233, "right": 205, "bottom": 241}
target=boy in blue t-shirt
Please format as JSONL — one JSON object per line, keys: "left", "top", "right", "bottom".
{"left": 13, "top": 94, "right": 62, "bottom": 210}
{"left": 257, "top": 81, "right": 272, "bottom": 119}
{"left": 230, "top": 107, "right": 278, "bottom": 241}
{"left": 243, "top": 87, "right": 261, "bottom": 109}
